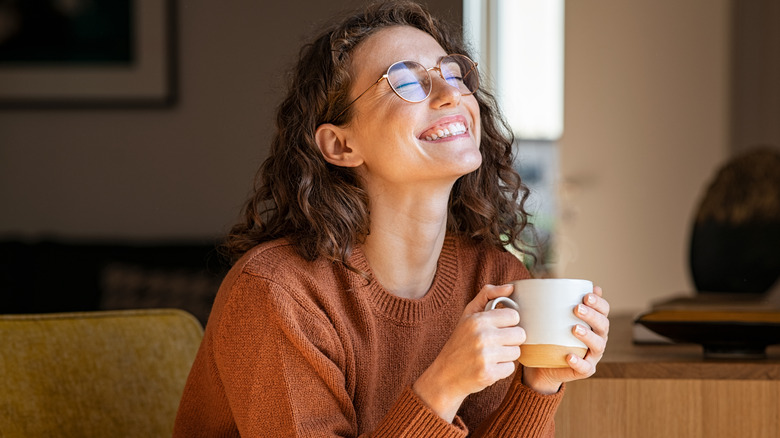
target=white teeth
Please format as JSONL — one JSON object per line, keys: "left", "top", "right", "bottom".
{"left": 422, "top": 121, "right": 467, "bottom": 141}
{"left": 449, "top": 123, "right": 466, "bottom": 135}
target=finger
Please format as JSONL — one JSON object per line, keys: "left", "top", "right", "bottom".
{"left": 473, "top": 359, "right": 517, "bottom": 389}
{"left": 482, "top": 308, "right": 521, "bottom": 328}
{"left": 583, "top": 292, "right": 610, "bottom": 317}
{"left": 494, "top": 361, "right": 518, "bottom": 380}
{"left": 593, "top": 285, "right": 603, "bottom": 297}
{"left": 495, "top": 345, "right": 522, "bottom": 363}
{"left": 482, "top": 283, "right": 514, "bottom": 300}
{"left": 465, "top": 283, "right": 514, "bottom": 315}
{"left": 567, "top": 353, "right": 596, "bottom": 377}
{"left": 575, "top": 304, "right": 610, "bottom": 338}
{"left": 573, "top": 324, "right": 607, "bottom": 357}
{"left": 493, "top": 325, "right": 526, "bottom": 346}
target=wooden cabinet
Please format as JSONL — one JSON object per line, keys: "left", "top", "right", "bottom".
{"left": 554, "top": 315, "right": 780, "bottom": 437}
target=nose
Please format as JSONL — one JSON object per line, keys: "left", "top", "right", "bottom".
{"left": 427, "top": 70, "right": 462, "bottom": 108}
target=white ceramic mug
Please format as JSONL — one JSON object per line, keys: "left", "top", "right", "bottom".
{"left": 485, "top": 279, "right": 592, "bottom": 368}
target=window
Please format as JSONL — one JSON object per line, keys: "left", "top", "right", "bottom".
{"left": 463, "top": 0, "right": 564, "bottom": 141}
{"left": 464, "top": 0, "right": 564, "bottom": 272}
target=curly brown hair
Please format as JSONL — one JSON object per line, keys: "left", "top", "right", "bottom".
{"left": 224, "top": 0, "right": 536, "bottom": 269}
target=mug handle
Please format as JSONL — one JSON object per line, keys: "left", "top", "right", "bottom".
{"left": 484, "top": 296, "right": 519, "bottom": 312}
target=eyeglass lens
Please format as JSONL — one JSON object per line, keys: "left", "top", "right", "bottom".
{"left": 387, "top": 55, "right": 478, "bottom": 103}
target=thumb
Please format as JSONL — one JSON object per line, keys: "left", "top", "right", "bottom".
{"left": 463, "top": 283, "right": 514, "bottom": 316}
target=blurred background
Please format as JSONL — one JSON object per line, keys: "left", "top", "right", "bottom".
{"left": 0, "top": 0, "right": 777, "bottom": 319}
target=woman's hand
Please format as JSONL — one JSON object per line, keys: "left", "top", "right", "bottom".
{"left": 521, "top": 286, "right": 611, "bottom": 394}
{"left": 413, "top": 284, "right": 527, "bottom": 423}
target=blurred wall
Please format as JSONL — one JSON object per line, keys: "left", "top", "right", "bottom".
{"left": 731, "top": 0, "right": 780, "bottom": 153}
{"left": 557, "top": 0, "right": 731, "bottom": 313}
{"left": 0, "top": 1, "right": 739, "bottom": 314}
{"left": 0, "top": 0, "right": 462, "bottom": 241}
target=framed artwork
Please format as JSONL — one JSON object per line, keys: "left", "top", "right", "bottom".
{"left": 0, "top": 0, "right": 176, "bottom": 108}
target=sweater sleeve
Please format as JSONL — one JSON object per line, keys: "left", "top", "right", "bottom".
{"left": 470, "top": 368, "right": 563, "bottom": 437}
{"left": 212, "top": 272, "right": 469, "bottom": 437}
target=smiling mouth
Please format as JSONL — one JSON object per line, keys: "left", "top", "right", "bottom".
{"left": 420, "top": 121, "right": 468, "bottom": 141}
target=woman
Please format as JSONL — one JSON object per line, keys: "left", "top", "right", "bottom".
{"left": 174, "top": 1, "right": 610, "bottom": 436}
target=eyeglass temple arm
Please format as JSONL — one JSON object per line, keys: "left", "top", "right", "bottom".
{"left": 464, "top": 62, "right": 478, "bottom": 80}
{"left": 333, "top": 75, "right": 388, "bottom": 122}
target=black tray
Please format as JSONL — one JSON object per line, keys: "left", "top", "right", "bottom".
{"left": 635, "top": 310, "right": 780, "bottom": 358}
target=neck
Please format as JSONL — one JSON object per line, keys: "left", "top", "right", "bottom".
{"left": 361, "top": 182, "right": 453, "bottom": 299}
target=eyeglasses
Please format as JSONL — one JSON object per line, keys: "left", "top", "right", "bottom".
{"left": 333, "top": 54, "right": 479, "bottom": 121}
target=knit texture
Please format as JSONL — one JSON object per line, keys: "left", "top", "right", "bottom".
{"left": 174, "top": 234, "right": 563, "bottom": 437}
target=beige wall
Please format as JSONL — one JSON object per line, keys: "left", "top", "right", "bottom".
{"left": 556, "top": 0, "right": 731, "bottom": 313}
{"left": 0, "top": 0, "right": 461, "bottom": 240}
{"left": 0, "top": 0, "right": 733, "bottom": 315}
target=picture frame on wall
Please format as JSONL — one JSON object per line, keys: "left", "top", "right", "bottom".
{"left": 0, "top": 0, "right": 176, "bottom": 108}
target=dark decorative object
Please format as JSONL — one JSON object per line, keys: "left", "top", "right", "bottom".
{"left": 637, "top": 318, "right": 780, "bottom": 359}
{"left": 636, "top": 297, "right": 780, "bottom": 359}
{"left": 689, "top": 146, "right": 780, "bottom": 294}
{"left": 636, "top": 146, "right": 780, "bottom": 357}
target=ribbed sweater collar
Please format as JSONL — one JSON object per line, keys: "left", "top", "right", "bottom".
{"left": 349, "top": 234, "right": 459, "bottom": 325}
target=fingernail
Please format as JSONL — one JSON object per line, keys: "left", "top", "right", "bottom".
{"left": 578, "top": 304, "right": 588, "bottom": 315}
{"left": 569, "top": 355, "right": 579, "bottom": 364}
{"left": 587, "top": 294, "right": 596, "bottom": 305}
{"left": 575, "top": 325, "right": 587, "bottom": 336}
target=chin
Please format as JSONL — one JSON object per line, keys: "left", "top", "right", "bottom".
{"left": 454, "top": 152, "right": 483, "bottom": 176}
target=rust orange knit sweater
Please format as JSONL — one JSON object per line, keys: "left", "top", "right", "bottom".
{"left": 174, "top": 234, "right": 563, "bottom": 437}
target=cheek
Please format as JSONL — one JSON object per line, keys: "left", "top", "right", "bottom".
{"left": 353, "top": 114, "right": 416, "bottom": 163}
{"left": 465, "top": 96, "right": 482, "bottom": 143}
{"left": 474, "top": 119, "right": 482, "bottom": 148}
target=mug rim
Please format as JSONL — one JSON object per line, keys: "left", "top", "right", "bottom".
{"left": 512, "top": 278, "right": 592, "bottom": 284}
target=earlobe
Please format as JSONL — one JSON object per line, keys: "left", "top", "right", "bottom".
{"left": 314, "top": 124, "right": 363, "bottom": 168}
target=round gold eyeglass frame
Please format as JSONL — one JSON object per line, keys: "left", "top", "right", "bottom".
{"left": 332, "top": 54, "right": 479, "bottom": 122}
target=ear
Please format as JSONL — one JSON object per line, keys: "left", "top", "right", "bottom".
{"left": 314, "top": 123, "right": 364, "bottom": 168}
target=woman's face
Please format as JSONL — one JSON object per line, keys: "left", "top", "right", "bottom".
{"left": 343, "top": 26, "right": 482, "bottom": 190}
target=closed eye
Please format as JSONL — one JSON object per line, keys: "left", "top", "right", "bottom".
{"left": 395, "top": 81, "right": 422, "bottom": 90}
{"left": 444, "top": 75, "right": 465, "bottom": 85}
